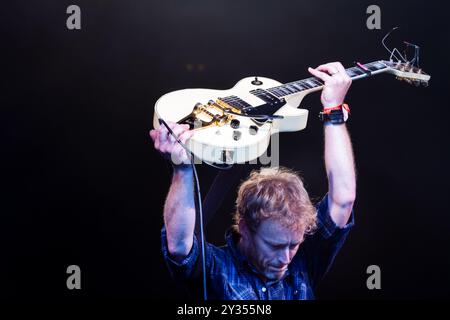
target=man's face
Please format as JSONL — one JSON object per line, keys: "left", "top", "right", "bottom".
{"left": 240, "top": 219, "right": 304, "bottom": 281}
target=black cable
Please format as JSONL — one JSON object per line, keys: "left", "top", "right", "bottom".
{"left": 158, "top": 118, "right": 208, "bottom": 301}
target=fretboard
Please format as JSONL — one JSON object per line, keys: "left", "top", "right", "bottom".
{"left": 266, "top": 61, "right": 388, "bottom": 98}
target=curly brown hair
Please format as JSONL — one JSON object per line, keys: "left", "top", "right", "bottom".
{"left": 233, "top": 167, "right": 317, "bottom": 235}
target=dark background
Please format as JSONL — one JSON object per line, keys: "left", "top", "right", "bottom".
{"left": 2, "top": 0, "right": 449, "bottom": 301}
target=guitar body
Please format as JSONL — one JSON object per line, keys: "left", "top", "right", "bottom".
{"left": 153, "top": 61, "right": 430, "bottom": 165}
{"left": 153, "top": 76, "right": 309, "bottom": 164}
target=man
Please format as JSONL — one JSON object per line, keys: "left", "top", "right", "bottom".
{"left": 149, "top": 62, "right": 356, "bottom": 300}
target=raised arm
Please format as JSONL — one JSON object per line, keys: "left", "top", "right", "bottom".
{"left": 149, "top": 122, "right": 196, "bottom": 262}
{"left": 308, "top": 62, "right": 356, "bottom": 227}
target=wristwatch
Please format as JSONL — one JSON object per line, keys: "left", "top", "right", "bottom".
{"left": 318, "top": 104, "right": 350, "bottom": 124}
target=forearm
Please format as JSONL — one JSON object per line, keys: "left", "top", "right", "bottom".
{"left": 324, "top": 123, "right": 356, "bottom": 205}
{"left": 164, "top": 165, "right": 196, "bottom": 261}
{"left": 307, "top": 62, "right": 355, "bottom": 226}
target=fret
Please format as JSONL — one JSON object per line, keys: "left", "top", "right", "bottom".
{"left": 277, "top": 86, "right": 291, "bottom": 95}
{"left": 367, "top": 65, "right": 380, "bottom": 72}
{"left": 264, "top": 61, "right": 387, "bottom": 98}
{"left": 285, "top": 83, "right": 300, "bottom": 93}
{"left": 311, "top": 78, "right": 323, "bottom": 86}
{"left": 364, "top": 62, "right": 385, "bottom": 71}
{"left": 369, "top": 62, "right": 387, "bottom": 70}
{"left": 353, "top": 67, "right": 365, "bottom": 75}
{"left": 305, "top": 78, "right": 320, "bottom": 87}
{"left": 346, "top": 69, "right": 355, "bottom": 77}
{"left": 291, "top": 82, "right": 304, "bottom": 91}
{"left": 288, "top": 85, "right": 298, "bottom": 93}
{"left": 279, "top": 87, "right": 293, "bottom": 95}
{"left": 346, "top": 67, "right": 362, "bottom": 77}
{"left": 301, "top": 81, "right": 312, "bottom": 89}
{"left": 372, "top": 62, "right": 387, "bottom": 69}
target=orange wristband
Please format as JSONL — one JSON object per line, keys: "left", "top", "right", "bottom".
{"left": 323, "top": 103, "right": 350, "bottom": 114}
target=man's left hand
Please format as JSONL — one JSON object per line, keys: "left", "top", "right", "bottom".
{"left": 308, "top": 62, "right": 352, "bottom": 109}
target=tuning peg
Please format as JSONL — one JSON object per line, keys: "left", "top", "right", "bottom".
{"left": 405, "top": 79, "right": 412, "bottom": 85}
{"left": 413, "top": 80, "right": 420, "bottom": 87}
{"left": 421, "top": 81, "right": 429, "bottom": 87}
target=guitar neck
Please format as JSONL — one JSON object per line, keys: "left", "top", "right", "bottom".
{"left": 266, "top": 61, "right": 389, "bottom": 98}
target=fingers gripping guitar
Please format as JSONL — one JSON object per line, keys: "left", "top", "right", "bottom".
{"left": 149, "top": 120, "right": 194, "bottom": 166}
{"left": 308, "top": 62, "right": 352, "bottom": 109}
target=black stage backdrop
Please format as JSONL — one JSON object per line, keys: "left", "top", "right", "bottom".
{"left": 1, "top": 0, "right": 450, "bottom": 301}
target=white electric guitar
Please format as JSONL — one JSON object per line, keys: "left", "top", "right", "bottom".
{"left": 153, "top": 60, "right": 430, "bottom": 165}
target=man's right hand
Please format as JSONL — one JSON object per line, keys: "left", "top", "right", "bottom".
{"left": 149, "top": 121, "right": 194, "bottom": 166}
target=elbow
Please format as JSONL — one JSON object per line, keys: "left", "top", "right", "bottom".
{"left": 340, "top": 192, "right": 356, "bottom": 207}
{"left": 330, "top": 187, "right": 356, "bottom": 207}
{"left": 167, "top": 238, "right": 193, "bottom": 262}
{"left": 330, "top": 192, "right": 355, "bottom": 228}
{"left": 327, "top": 170, "right": 356, "bottom": 206}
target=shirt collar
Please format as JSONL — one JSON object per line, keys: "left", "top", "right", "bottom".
{"left": 225, "top": 228, "right": 247, "bottom": 269}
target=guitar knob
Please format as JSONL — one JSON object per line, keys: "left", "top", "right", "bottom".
{"left": 249, "top": 125, "right": 258, "bottom": 135}
{"left": 230, "top": 119, "right": 240, "bottom": 129}
{"left": 232, "top": 130, "right": 242, "bottom": 141}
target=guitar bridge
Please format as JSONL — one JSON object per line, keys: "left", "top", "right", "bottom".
{"left": 177, "top": 101, "right": 233, "bottom": 130}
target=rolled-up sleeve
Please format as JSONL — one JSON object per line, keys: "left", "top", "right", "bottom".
{"left": 316, "top": 193, "right": 355, "bottom": 239}
{"left": 161, "top": 227, "right": 200, "bottom": 281}
{"left": 301, "top": 193, "right": 355, "bottom": 289}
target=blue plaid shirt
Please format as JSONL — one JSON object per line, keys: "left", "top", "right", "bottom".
{"left": 161, "top": 194, "right": 354, "bottom": 300}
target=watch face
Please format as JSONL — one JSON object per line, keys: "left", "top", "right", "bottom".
{"left": 319, "top": 108, "right": 347, "bottom": 124}
{"left": 329, "top": 109, "right": 345, "bottom": 124}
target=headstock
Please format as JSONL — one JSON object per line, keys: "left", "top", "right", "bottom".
{"left": 379, "top": 27, "right": 431, "bottom": 87}
{"left": 382, "top": 60, "right": 431, "bottom": 87}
